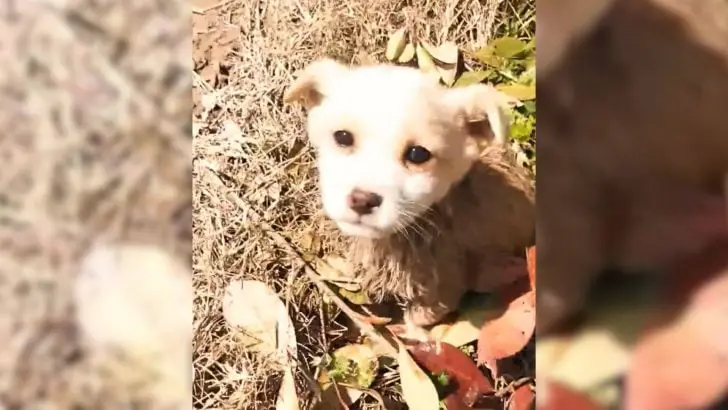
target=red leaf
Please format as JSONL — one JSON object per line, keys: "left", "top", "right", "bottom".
{"left": 508, "top": 384, "right": 535, "bottom": 410}
{"left": 541, "top": 382, "right": 603, "bottom": 410}
{"left": 408, "top": 341, "right": 494, "bottom": 406}
{"left": 526, "top": 246, "right": 536, "bottom": 292}
{"left": 477, "top": 289, "right": 535, "bottom": 366}
{"left": 626, "top": 319, "right": 728, "bottom": 410}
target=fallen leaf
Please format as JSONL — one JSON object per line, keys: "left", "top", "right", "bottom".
{"left": 416, "top": 44, "right": 438, "bottom": 74}
{"left": 424, "top": 41, "right": 459, "bottom": 65}
{"left": 496, "top": 84, "right": 536, "bottom": 101}
{"left": 430, "top": 294, "right": 499, "bottom": 347}
{"left": 312, "top": 256, "right": 361, "bottom": 292}
{"left": 385, "top": 28, "right": 408, "bottom": 61}
{"left": 509, "top": 384, "right": 535, "bottom": 410}
{"left": 276, "top": 367, "right": 300, "bottom": 410}
{"left": 437, "top": 66, "right": 458, "bottom": 86}
{"left": 398, "top": 42, "right": 416, "bottom": 63}
{"left": 539, "top": 381, "right": 604, "bottom": 410}
{"left": 74, "top": 243, "right": 192, "bottom": 409}
{"left": 300, "top": 232, "right": 321, "bottom": 262}
{"left": 397, "top": 341, "right": 440, "bottom": 410}
{"left": 490, "top": 37, "right": 528, "bottom": 59}
{"left": 327, "top": 344, "right": 379, "bottom": 388}
{"left": 340, "top": 288, "right": 372, "bottom": 305}
{"left": 526, "top": 246, "right": 536, "bottom": 292}
{"left": 409, "top": 341, "right": 493, "bottom": 406}
{"left": 317, "top": 343, "right": 379, "bottom": 408}
{"left": 473, "top": 46, "right": 505, "bottom": 68}
{"left": 221, "top": 280, "right": 297, "bottom": 361}
{"left": 453, "top": 70, "right": 491, "bottom": 87}
{"left": 477, "top": 290, "right": 535, "bottom": 369}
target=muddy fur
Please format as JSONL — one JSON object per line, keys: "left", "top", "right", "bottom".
{"left": 348, "top": 145, "right": 535, "bottom": 325}
{"left": 538, "top": 0, "right": 728, "bottom": 333}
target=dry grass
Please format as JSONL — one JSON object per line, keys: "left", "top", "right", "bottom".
{"left": 0, "top": 0, "right": 190, "bottom": 408}
{"left": 192, "top": 0, "right": 533, "bottom": 409}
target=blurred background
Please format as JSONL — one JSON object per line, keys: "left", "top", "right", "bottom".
{"left": 0, "top": 0, "right": 191, "bottom": 408}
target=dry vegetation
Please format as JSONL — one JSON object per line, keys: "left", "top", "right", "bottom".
{"left": 192, "top": 0, "right": 534, "bottom": 408}
{"left": 0, "top": 0, "right": 190, "bottom": 408}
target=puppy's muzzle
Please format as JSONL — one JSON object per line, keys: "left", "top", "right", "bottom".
{"left": 347, "top": 188, "right": 382, "bottom": 216}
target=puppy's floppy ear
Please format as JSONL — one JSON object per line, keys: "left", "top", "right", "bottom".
{"left": 445, "top": 83, "right": 512, "bottom": 145}
{"left": 283, "top": 58, "right": 348, "bottom": 109}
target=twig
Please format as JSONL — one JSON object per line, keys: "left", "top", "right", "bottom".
{"left": 203, "top": 166, "right": 398, "bottom": 357}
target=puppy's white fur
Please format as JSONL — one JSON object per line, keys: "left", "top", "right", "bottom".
{"left": 285, "top": 59, "right": 533, "bottom": 326}
{"left": 285, "top": 59, "right": 509, "bottom": 239}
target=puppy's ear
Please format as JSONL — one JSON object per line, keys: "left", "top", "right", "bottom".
{"left": 283, "top": 58, "right": 348, "bottom": 109}
{"left": 445, "top": 83, "right": 512, "bottom": 145}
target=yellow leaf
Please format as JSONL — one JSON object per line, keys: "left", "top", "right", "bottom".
{"left": 385, "top": 28, "right": 408, "bottom": 61}
{"left": 453, "top": 70, "right": 491, "bottom": 88}
{"left": 416, "top": 44, "right": 438, "bottom": 74}
{"left": 429, "top": 302, "right": 501, "bottom": 346}
{"left": 312, "top": 256, "right": 361, "bottom": 292}
{"left": 424, "top": 41, "right": 459, "bottom": 65}
{"left": 491, "top": 36, "right": 527, "bottom": 58}
{"left": 437, "top": 66, "right": 457, "bottom": 86}
{"left": 397, "top": 42, "right": 416, "bottom": 64}
{"left": 397, "top": 341, "right": 440, "bottom": 410}
{"left": 340, "top": 288, "right": 371, "bottom": 305}
{"left": 496, "top": 83, "right": 536, "bottom": 101}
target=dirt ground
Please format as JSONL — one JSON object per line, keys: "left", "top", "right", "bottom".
{"left": 191, "top": 0, "right": 525, "bottom": 408}
{"left": 0, "top": 0, "right": 190, "bottom": 408}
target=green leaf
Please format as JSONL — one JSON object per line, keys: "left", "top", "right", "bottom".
{"left": 496, "top": 83, "right": 536, "bottom": 101}
{"left": 491, "top": 37, "right": 527, "bottom": 59}
{"left": 473, "top": 46, "right": 506, "bottom": 69}
{"left": 453, "top": 70, "right": 491, "bottom": 87}
{"left": 340, "top": 288, "right": 371, "bottom": 305}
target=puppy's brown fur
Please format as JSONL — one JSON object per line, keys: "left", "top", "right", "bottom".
{"left": 349, "top": 145, "right": 535, "bottom": 325}
{"left": 538, "top": 0, "right": 728, "bottom": 333}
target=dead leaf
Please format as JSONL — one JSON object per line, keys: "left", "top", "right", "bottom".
{"left": 221, "top": 280, "right": 297, "bottom": 361}
{"left": 317, "top": 343, "right": 379, "bottom": 408}
{"left": 276, "top": 367, "right": 300, "bottom": 410}
{"left": 526, "top": 246, "right": 536, "bottom": 292}
{"left": 386, "top": 28, "right": 408, "bottom": 61}
{"left": 509, "top": 384, "right": 535, "bottom": 410}
{"left": 496, "top": 84, "right": 536, "bottom": 101}
{"left": 454, "top": 70, "right": 491, "bottom": 88}
{"left": 409, "top": 341, "right": 493, "bottom": 406}
{"left": 626, "top": 309, "right": 728, "bottom": 410}
{"left": 398, "top": 42, "right": 416, "bottom": 64}
{"left": 312, "top": 256, "right": 361, "bottom": 292}
{"left": 540, "top": 381, "right": 604, "bottom": 410}
{"left": 397, "top": 340, "right": 440, "bottom": 410}
{"left": 416, "top": 44, "right": 438, "bottom": 74}
{"left": 437, "top": 66, "right": 457, "bottom": 86}
{"left": 300, "top": 232, "right": 321, "bottom": 262}
{"left": 477, "top": 290, "right": 535, "bottom": 370}
{"left": 424, "top": 41, "right": 459, "bottom": 65}
{"left": 74, "top": 243, "right": 192, "bottom": 408}
{"left": 430, "top": 294, "right": 499, "bottom": 346}
{"left": 340, "top": 288, "right": 372, "bottom": 305}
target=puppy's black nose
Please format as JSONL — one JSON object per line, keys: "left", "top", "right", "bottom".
{"left": 347, "top": 189, "right": 382, "bottom": 215}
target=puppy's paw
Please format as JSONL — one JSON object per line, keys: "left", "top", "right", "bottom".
{"left": 405, "top": 302, "right": 453, "bottom": 327}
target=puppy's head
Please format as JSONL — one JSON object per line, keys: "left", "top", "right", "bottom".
{"left": 285, "top": 59, "right": 511, "bottom": 239}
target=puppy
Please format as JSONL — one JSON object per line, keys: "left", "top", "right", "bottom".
{"left": 284, "top": 60, "right": 535, "bottom": 326}
{"left": 538, "top": 0, "right": 728, "bottom": 334}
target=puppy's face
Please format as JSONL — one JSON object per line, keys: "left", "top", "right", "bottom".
{"left": 285, "top": 60, "right": 510, "bottom": 238}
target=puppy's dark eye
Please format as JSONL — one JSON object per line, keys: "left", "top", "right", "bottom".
{"left": 333, "top": 130, "right": 354, "bottom": 147}
{"left": 404, "top": 145, "right": 432, "bottom": 165}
